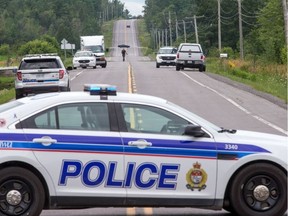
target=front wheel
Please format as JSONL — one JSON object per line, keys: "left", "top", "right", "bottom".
{"left": 176, "top": 64, "right": 180, "bottom": 71}
{"left": 0, "top": 167, "right": 45, "bottom": 216}
{"left": 15, "top": 89, "right": 23, "bottom": 99}
{"left": 229, "top": 163, "right": 287, "bottom": 216}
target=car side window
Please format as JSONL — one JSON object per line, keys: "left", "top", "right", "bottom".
{"left": 19, "top": 103, "right": 110, "bottom": 131}
{"left": 121, "top": 104, "right": 189, "bottom": 135}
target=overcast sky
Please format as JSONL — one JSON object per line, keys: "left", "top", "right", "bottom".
{"left": 120, "top": 0, "right": 145, "bottom": 16}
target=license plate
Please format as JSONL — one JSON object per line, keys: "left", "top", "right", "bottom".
{"left": 187, "top": 61, "right": 193, "bottom": 64}
{"left": 36, "top": 74, "right": 44, "bottom": 78}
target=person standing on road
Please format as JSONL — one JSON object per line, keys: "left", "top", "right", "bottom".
{"left": 121, "top": 48, "right": 128, "bottom": 61}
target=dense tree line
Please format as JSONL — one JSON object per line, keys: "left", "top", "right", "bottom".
{"left": 0, "top": 0, "right": 127, "bottom": 53}
{"left": 143, "top": 0, "right": 286, "bottom": 64}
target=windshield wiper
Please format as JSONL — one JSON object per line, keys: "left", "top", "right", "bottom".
{"left": 218, "top": 127, "right": 237, "bottom": 134}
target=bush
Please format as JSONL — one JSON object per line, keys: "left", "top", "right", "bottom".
{"left": 280, "top": 46, "right": 287, "bottom": 64}
{"left": 0, "top": 44, "right": 10, "bottom": 55}
{"left": 222, "top": 47, "right": 235, "bottom": 59}
{"left": 18, "top": 39, "right": 58, "bottom": 56}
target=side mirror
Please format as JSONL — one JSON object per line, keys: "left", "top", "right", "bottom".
{"left": 184, "top": 125, "right": 205, "bottom": 137}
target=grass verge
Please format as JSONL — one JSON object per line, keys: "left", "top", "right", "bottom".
{"left": 0, "top": 76, "right": 15, "bottom": 103}
{"left": 0, "top": 89, "right": 15, "bottom": 104}
{"left": 137, "top": 19, "right": 155, "bottom": 59}
{"left": 207, "top": 58, "right": 287, "bottom": 103}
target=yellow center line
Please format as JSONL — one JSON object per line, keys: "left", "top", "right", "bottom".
{"left": 126, "top": 207, "right": 136, "bottom": 215}
{"left": 126, "top": 207, "right": 153, "bottom": 215}
{"left": 144, "top": 207, "right": 153, "bottom": 215}
{"left": 128, "top": 64, "right": 135, "bottom": 128}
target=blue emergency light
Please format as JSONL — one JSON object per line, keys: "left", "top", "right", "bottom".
{"left": 84, "top": 84, "right": 117, "bottom": 96}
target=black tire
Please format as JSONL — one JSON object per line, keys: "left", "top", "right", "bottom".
{"left": 0, "top": 167, "right": 45, "bottom": 216}
{"left": 176, "top": 64, "right": 180, "bottom": 71}
{"left": 199, "top": 65, "right": 203, "bottom": 72}
{"left": 156, "top": 63, "right": 160, "bottom": 68}
{"left": 15, "top": 90, "right": 23, "bottom": 99}
{"left": 101, "top": 63, "right": 107, "bottom": 68}
{"left": 229, "top": 163, "right": 287, "bottom": 216}
{"left": 93, "top": 66, "right": 96, "bottom": 69}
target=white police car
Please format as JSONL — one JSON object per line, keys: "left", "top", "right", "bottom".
{"left": 0, "top": 85, "right": 287, "bottom": 216}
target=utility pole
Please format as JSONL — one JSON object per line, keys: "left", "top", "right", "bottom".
{"left": 218, "top": 0, "right": 222, "bottom": 52}
{"left": 193, "top": 15, "right": 199, "bottom": 43}
{"left": 175, "top": 18, "right": 179, "bottom": 40}
{"left": 158, "top": 30, "right": 161, "bottom": 48}
{"left": 169, "top": 11, "right": 172, "bottom": 46}
{"left": 183, "top": 20, "right": 187, "bottom": 43}
{"left": 283, "top": 0, "right": 288, "bottom": 46}
{"left": 186, "top": 16, "right": 204, "bottom": 43}
{"left": 165, "top": 29, "right": 168, "bottom": 46}
{"left": 162, "top": 30, "right": 164, "bottom": 47}
{"left": 238, "top": 0, "right": 244, "bottom": 60}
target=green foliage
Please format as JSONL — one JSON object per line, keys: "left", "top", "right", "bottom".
{"left": 222, "top": 47, "right": 235, "bottom": 59}
{"left": 143, "top": 0, "right": 285, "bottom": 64}
{"left": 137, "top": 19, "right": 155, "bottom": 57}
{"left": 207, "top": 58, "right": 287, "bottom": 102}
{"left": 280, "top": 46, "right": 287, "bottom": 64}
{"left": 0, "top": 76, "right": 14, "bottom": 90}
{"left": 0, "top": 44, "right": 10, "bottom": 55}
{"left": 0, "top": 89, "right": 15, "bottom": 104}
{"left": 0, "top": 0, "right": 126, "bottom": 52}
{"left": 18, "top": 40, "right": 58, "bottom": 55}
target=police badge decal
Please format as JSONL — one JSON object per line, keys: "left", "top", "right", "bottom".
{"left": 186, "top": 162, "right": 207, "bottom": 191}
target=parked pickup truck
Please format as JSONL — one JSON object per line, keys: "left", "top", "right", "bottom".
{"left": 175, "top": 43, "right": 206, "bottom": 72}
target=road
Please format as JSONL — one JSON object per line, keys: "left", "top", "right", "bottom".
{"left": 41, "top": 19, "right": 287, "bottom": 216}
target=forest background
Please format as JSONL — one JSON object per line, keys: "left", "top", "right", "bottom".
{"left": 0, "top": 0, "right": 287, "bottom": 103}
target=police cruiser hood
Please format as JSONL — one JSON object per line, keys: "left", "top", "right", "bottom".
{"left": 224, "top": 129, "right": 287, "bottom": 152}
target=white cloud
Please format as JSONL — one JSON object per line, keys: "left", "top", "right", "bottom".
{"left": 120, "top": 0, "right": 145, "bottom": 16}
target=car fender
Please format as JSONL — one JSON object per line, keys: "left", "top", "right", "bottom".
{"left": 0, "top": 150, "right": 57, "bottom": 196}
{"left": 215, "top": 153, "right": 287, "bottom": 199}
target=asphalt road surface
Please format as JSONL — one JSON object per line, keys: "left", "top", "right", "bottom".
{"left": 41, "top": 19, "right": 287, "bottom": 216}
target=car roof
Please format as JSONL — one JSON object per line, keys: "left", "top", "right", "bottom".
{"left": 75, "top": 50, "right": 93, "bottom": 53}
{"left": 22, "top": 53, "right": 60, "bottom": 60}
{"left": 159, "top": 46, "right": 175, "bottom": 49}
{"left": 17, "top": 91, "right": 168, "bottom": 107}
{"left": 1, "top": 90, "right": 221, "bottom": 131}
{"left": 179, "top": 43, "right": 201, "bottom": 46}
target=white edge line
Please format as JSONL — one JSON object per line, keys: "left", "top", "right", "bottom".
{"left": 181, "top": 72, "right": 288, "bottom": 135}
{"left": 70, "top": 71, "right": 84, "bottom": 81}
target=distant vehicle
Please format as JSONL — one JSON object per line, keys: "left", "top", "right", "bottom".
{"left": 80, "top": 35, "right": 107, "bottom": 68}
{"left": 175, "top": 43, "right": 206, "bottom": 72}
{"left": 73, "top": 50, "right": 97, "bottom": 69}
{"left": 126, "top": 25, "right": 130, "bottom": 28}
{"left": 156, "top": 46, "right": 177, "bottom": 68}
{"left": 0, "top": 84, "right": 287, "bottom": 216}
{"left": 15, "top": 53, "right": 71, "bottom": 99}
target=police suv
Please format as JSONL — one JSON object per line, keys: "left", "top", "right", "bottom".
{"left": 0, "top": 85, "right": 287, "bottom": 216}
{"left": 15, "top": 53, "right": 71, "bottom": 99}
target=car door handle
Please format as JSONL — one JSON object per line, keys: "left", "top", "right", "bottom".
{"left": 33, "top": 136, "right": 57, "bottom": 146}
{"left": 128, "top": 140, "right": 152, "bottom": 149}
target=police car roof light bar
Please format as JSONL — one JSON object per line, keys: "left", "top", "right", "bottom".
{"left": 84, "top": 84, "right": 117, "bottom": 96}
{"left": 24, "top": 53, "right": 58, "bottom": 58}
